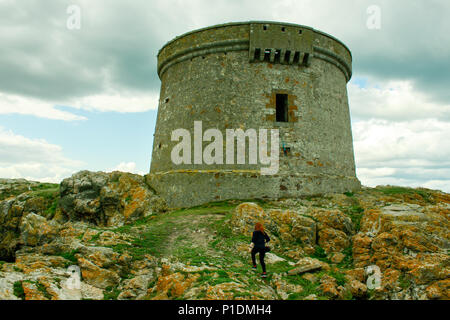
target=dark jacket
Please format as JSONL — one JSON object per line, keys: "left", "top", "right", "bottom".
{"left": 252, "top": 230, "right": 270, "bottom": 249}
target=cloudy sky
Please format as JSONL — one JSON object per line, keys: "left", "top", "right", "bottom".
{"left": 0, "top": 0, "right": 449, "bottom": 192}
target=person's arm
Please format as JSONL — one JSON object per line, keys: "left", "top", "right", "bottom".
{"left": 264, "top": 232, "right": 270, "bottom": 243}
{"left": 249, "top": 232, "right": 255, "bottom": 252}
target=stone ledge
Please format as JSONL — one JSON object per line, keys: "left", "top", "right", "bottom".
{"left": 145, "top": 171, "right": 361, "bottom": 209}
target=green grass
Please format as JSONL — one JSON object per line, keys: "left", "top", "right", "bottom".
{"left": 89, "top": 232, "right": 102, "bottom": 243}
{"left": 103, "top": 286, "right": 121, "bottom": 300}
{"left": 170, "top": 200, "right": 235, "bottom": 217}
{"left": 31, "top": 183, "right": 59, "bottom": 191}
{"left": 344, "top": 205, "right": 364, "bottom": 232}
{"left": 44, "top": 198, "right": 58, "bottom": 218}
{"left": 0, "top": 189, "right": 26, "bottom": 200}
{"left": 285, "top": 276, "right": 323, "bottom": 300}
{"left": 60, "top": 250, "right": 80, "bottom": 264}
{"left": 329, "top": 269, "right": 347, "bottom": 287}
{"left": 344, "top": 192, "right": 354, "bottom": 197}
{"left": 398, "top": 273, "right": 411, "bottom": 290}
{"left": 337, "top": 247, "right": 354, "bottom": 269}
{"left": 49, "top": 249, "right": 80, "bottom": 265}
{"left": 13, "top": 281, "right": 25, "bottom": 300}
{"left": 377, "top": 186, "right": 433, "bottom": 203}
{"left": 197, "top": 270, "right": 232, "bottom": 286}
{"left": 310, "top": 246, "right": 329, "bottom": 263}
{"left": 33, "top": 188, "right": 59, "bottom": 201}
{"left": 173, "top": 247, "right": 210, "bottom": 265}
{"left": 110, "top": 201, "right": 235, "bottom": 261}
{"left": 36, "top": 282, "right": 52, "bottom": 300}
{"left": 28, "top": 186, "right": 60, "bottom": 218}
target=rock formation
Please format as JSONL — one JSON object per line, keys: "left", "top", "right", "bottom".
{"left": 0, "top": 172, "right": 448, "bottom": 300}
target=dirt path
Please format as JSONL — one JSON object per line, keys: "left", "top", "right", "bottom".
{"left": 159, "top": 213, "right": 225, "bottom": 258}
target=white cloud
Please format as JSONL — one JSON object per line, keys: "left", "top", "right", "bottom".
{"left": 107, "top": 162, "right": 145, "bottom": 175}
{"left": 70, "top": 91, "right": 160, "bottom": 113}
{"left": 0, "top": 127, "right": 83, "bottom": 182}
{"left": 0, "top": 90, "right": 159, "bottom": 121}
{"left": 0, "top": 92, "right": 86, "bottom": 121}
{"left": 349, "top": 80, "right": 450, "bottom": 121}
{"left": 353, "top": 119, "right": 450, "bottom": 192}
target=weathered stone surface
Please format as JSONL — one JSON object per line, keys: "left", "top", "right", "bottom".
{"left": 150, "top": 271, "right": 200, "bottom": 300}
{"left": 15, "top": 253, "right": 68, "bottom": 274}
{"left": 0, "top": 272, "right": 23, "bottom": 300}
{"left": 59, "top": 171, "right": 167, "bottom": 226}
{"left": 330, "top": 252, "right": 346, "bottom": 264}
{"left": 0, "top": 181, "right": 59, "bottom": 261}
{"left": 271, "top": 273, "right": 303, "bottom": 300}
{"left": 118, "top": 275, "right": 153, "bottom": 300}
{"left": 20, "top": 213, "right": 60, "bottom": 246}
{"left": 264, "top": 253, "right": 286, "bottom": 264}
{"left": 317, "top": 228, "right": 350, "bottom": 254}
{"left": 310, "top": 208, "right": 354, "bottom": 235}
{"left": 310, "top": 208, "right": 353, "bottom": 254}
{"left": 0, "top": 199, "right": 25, "bottom": 261}
{"left": 351, "top": 202, "right": 450, "bottom": 299}
{"left": 231, "top": 202, "right": 316, "bottom": 249}
{"left": 78, "top": 257, "right": 120, "bottom": 289}
{"left": 148, "top": 22, "right": 360, "bottom": 209}
{"left": 318, "top": 274, "right": 339, "bottom": 298}
{"left": 425, "top": 279, "right": 450, "bottom": 300}
{"left": 346, "top": 279, "right": 367, "bottom": 298}
{"left": 287, "top": 257, "right": 322, "bottom": 275}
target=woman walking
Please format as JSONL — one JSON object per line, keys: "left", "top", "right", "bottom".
{"left": 250, "top": 222, "right": 270, "bottom": 278}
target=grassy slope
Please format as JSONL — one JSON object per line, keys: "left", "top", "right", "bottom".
{"left": 105, "top": 200, "right": 340, "bottom": 300}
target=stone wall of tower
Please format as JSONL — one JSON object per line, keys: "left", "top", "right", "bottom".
{"left": 147, "top": 22, "right": 361, "bottom": 208}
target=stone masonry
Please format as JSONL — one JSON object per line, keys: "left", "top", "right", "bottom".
{"left": 146, "top": 21, "right": 361, "bottom": 208}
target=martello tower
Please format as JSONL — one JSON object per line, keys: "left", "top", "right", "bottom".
{"left": 147, "top": 21, "right": 361, "bottom": 208}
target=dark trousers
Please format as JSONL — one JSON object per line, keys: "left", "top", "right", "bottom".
{"left": 251, "top": 247, "right": 266, "bottom": 273}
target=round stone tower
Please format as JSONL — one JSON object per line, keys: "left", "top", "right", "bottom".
{"left": 147, "top": 21, "right": 361, "bottom": 208}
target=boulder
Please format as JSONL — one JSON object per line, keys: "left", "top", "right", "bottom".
{"left": 59, "top": 171, "right": 167, "bottom": 227}
{"left": 20, "top": 213, "right": 60, "bottom": 247}
{"left": 77, "top": 257, "right": 120, "bottom": 289}
{"left": 287, "top": 257, "right": 322, "bottom": 275}
{"left": 231, "top": 203, "right": 316, "bottom": 246}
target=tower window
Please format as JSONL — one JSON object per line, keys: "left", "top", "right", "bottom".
{"left": 276, "top": 94, "right": 288, "bottom": 122}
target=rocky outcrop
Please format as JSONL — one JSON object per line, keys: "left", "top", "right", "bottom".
{"left": 230, "top": 202, "right": 317, "bottom": 253}
{"left": 310, "top": 208, "right": 354, "bottom": 254}
{"left": 352, "top": 203, "right": 450, "bottom": 299}
{"left": 0, "top": 183, "right": 59, "bottom": 261}
{"left": 0, "top": 176, "right": 449, "bottom": 301}
{"left": 59, "top": 171, "right": 167, "bottom": 227}
{"left": 229, "top": 189, "right": 450, "bottom": 300}
{"left": 0, "top": 172, "right": 166, "bottom": 261}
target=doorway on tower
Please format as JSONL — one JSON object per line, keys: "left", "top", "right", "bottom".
{"left": 276, "top": 93, "right": 289, "bottom": 122}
